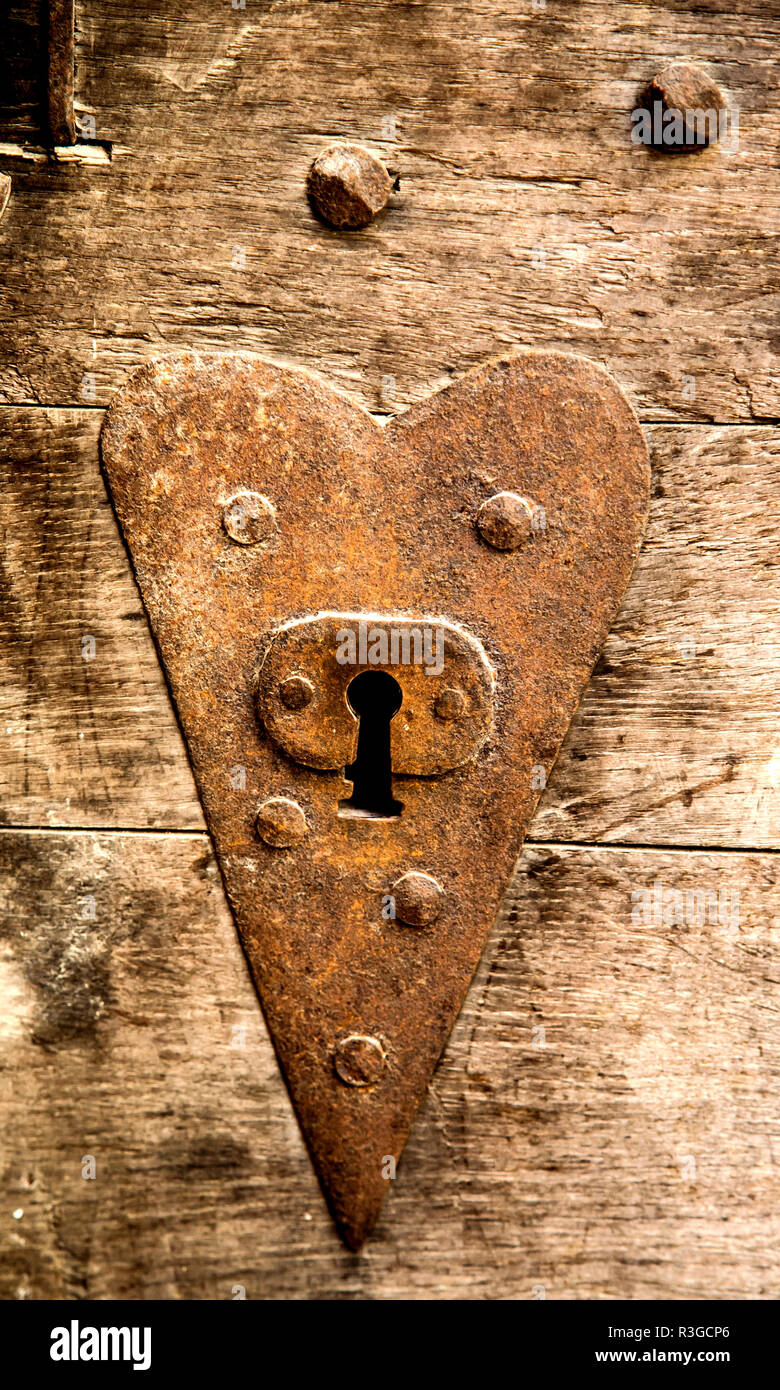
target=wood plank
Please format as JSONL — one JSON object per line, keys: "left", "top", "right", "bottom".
{"left": 1, "top": 0, "right": 775, "bottom": 1307}
{"left": 0, "top": 1, "right": 777, "bottom": 418}
{"left": 1, "top": 408, "right": 777, "bottom": 846}
{"left": 0, "top": 2, "right": 41, "bottom": 142}
{"left": 0, "top": 831, "right": 777, "bottom": 1298}
{"left": 0, "top": 409, "right": 204, "bottom": 830}
{"left": 533, "top": 422, "right": 780, "bottom": 848}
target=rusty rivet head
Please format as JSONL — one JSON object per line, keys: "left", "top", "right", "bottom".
{"left": 0, "top": 174, "right": 10, "bottom": 222}
{"left": 638, "top": 63, "right": 726, "bottom": 151}
{"left": 392, "top": 872, "right": 444, "bottom": 928}
{"left": 222, "top": 490, "right": 276, "bottom": 546}
{"left": 307, "top": 143, "right": 393, "bottom": 230}
{"left": 333, "top": 1034, "right": 387, "bottom": 1087}
{"left": 255, "top": 796, "right": 308, "bottom": 848}
{"left": 434, "top": 686, "right": 466, "bottom": 722}
{"left": 477, "top": 492, "right": 536, "bottom": 551}
{"left": 279, "top": 674, "right": 314, "bottom": 710}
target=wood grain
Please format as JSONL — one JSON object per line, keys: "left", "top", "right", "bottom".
{"left": 1, "top": 831, "right": 776, "bottom": 1299}
{"left": 0, "top": 2, "right": 41, "bottom": 142}
{"left": 0, "top": 1, "right": 777, "bottom": 418}
{"left": 534, "top": 423, "right": 780, "bottom": 848}
{"left": 1, "top": 408, "right": 777, "bottom": 846}
{"left": 0, "top": 0, "right": 777, "bottom": 1300}
{"left": 0, "top": 409, "right": 203, "bottom": 831}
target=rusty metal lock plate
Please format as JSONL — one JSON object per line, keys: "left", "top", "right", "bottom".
{"left": 255, "top": 612, "right": 495, "bottom": 775}
{"left": 101, "top": 349, "right": 650, "bottom": 1248}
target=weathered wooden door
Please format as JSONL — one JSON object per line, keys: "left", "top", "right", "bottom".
{"left": 1, "top": 0, "right": 778, "bottom": 1298}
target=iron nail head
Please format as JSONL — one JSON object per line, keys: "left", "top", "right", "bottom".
{"left": 280, "top": 675, "right": 315, "bottom": 710}
{"left": 307, "top": 143, "right": 393, "bottom": 229}
{"left": 434, "top": 686, "right": 466, "bottom": 721}
{"left": 255, "top": 796, "right": 308, "bottom": 848}
{"left": 333, "top": 1034, "right": 388, "bottom": 1087}
{"left": 222, "top": 490, "right": 276, "bottom": 546}
{"left": 477, "top": 491, "right": 538, "bottom": 551}
{"left": 392, "top": 871, "right": 444, "bottom": 928}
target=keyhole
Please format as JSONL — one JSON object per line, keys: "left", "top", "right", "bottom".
{"left": 339, "top": 671, "right": 403, "bottom": 819}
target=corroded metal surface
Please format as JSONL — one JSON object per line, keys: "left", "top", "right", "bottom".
{"left": 101, "top": 349, "right": 650, "bottom": 1248}
{"left": 47, "top": 0, "right": 76, "bottom": 146}
{"left": 255, "top": 613, "right": 494, "bottom": 774}
{"left": 639, "top": 62, "right": 726, "bottom": 151}
{"left": 307, "top": 143, "right": 392, "bottom": 228}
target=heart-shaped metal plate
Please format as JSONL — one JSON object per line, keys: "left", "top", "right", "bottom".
{"left": 101, "top": 350, "right": 649, "bottom": 1247}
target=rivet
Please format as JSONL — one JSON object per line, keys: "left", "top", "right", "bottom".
{"left": 255, "top": 796, "right": 308, "bottom": 848}
{"left": 392, "top": 872, "right": 444, "bottom": 928}
{"left": 280, "top": 675, "right": 314, "bottom": 710}
{"left": 307, "top": 143, "right": 392, "bottom": 230}
{"left": 434, "top": 686, "right": 466, "bottom": 722}
{"left": 333, "top": 1034, "right": 387, "bottom": 1087}
{"left": 222, "top": 490, "right": 276, "bottom": 546}
{"left": 0, "top": 174, "right": 11, "bottom": 222}
{"left": 477, "top": 492, "right": 536, "bottom": 551}
{"left": 638, "top": 63, "right": 726, "bottom": 151}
